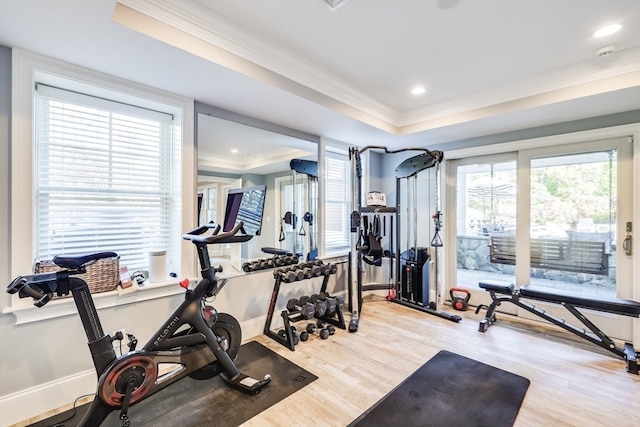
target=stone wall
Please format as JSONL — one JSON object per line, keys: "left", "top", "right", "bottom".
{"left": 456, "top": 235, "right": 616, "bottom": 290}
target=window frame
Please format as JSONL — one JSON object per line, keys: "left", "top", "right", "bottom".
{"left": 7, "top": 49, "right": 196, "bottom": 320}
{"left": 444, "top": 124, "right": 639, "bottom": 342}
{"left": 323, "top": 147, "right": 351, "bottom": 256}
{"left": 34, "top": 84, "right": 176, "bottom": 269}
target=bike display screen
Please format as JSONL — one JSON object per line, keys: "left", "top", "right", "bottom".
{"left": 222, "top": 185, "right": 267, "bottom": 236}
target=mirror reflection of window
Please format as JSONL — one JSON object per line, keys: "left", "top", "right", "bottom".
{"left": 198, "top": 185, "right": 218, "bottom": 226}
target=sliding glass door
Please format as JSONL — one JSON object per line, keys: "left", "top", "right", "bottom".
{"left": 452, "top": 154, "right": 517, "bottom": 292}
{"left": 529, "top": 150, "right": 618, "bottom": 297}
{"left": 448, "top": 137, "right": 633, "bottom": 338}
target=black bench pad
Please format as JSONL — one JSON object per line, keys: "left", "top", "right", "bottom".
{"left": 261, "top": 247, "right": 292, "bottom": 256}
{"left": 479, "top": 280, "right": 514, "bottom": 294}
{"left": 479, "top": 280, "right": 640, "bottom": 317}
{"left": 519, "top": 285, "right": 640, "bottom": 317}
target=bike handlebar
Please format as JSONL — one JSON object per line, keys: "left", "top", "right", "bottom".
{"left": 7, "top": 252, "right": 116, "bottom": 308}
{"left": 8, "top": 276, "right": 52, "bottom": 307}
{"left": 182, "top": 221, "right": 253, "bottom": 245}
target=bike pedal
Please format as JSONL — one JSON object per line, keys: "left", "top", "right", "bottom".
{"left": 221, "top": 372, "right": 271, "bottom": 394}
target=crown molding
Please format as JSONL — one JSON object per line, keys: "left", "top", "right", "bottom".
{"left": 116, "top": 1, "right": 640, "bottom": 136}
{"left": 116, "top": 0, "right": 397, "bottom": 126}
{"left": 399, "top": 46, "right": 640, "bottom": 128}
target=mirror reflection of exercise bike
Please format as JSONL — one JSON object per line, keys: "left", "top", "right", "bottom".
{"left": 8, "top": 225, "right": 271, "bottom": 425}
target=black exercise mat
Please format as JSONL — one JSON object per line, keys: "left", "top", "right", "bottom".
{"left": 349, "top": 350, "right": 530, "bottom": 427}
{"left": 31, "top": 341, "right": 317, "bottom": 427}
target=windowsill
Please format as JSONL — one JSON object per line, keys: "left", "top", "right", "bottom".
{"left": 2, "top": 279, "right": 193, "bottom": 325}
{"left": 321, "top": 252, "right": 349, "bottom": 263}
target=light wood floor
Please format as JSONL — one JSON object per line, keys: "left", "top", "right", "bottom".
{"left": 17, "top": 296, "right": 639, "bottom": 427}
{"left": 244, "top": 296, "right": 640, "bottom": 427}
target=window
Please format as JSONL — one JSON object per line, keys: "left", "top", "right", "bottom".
{"left": 34, "top": 85, "right": 177, "bottom": 270}
{"left": 324, "top": 152, "right": 351, "bottom": 253}
{"left": 198, "top": 185, "right": 218, "bottom": 226}
{"left": 9, "top": 51, "right": 194, "bottom": 315}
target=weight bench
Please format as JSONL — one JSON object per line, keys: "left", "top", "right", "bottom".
{"left": 476, "top": 280, "right": 640, "bottom": 374}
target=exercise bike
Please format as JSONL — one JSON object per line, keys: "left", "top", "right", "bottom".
{"left": 7, "top": 221, "right": 271, "bottom": 426}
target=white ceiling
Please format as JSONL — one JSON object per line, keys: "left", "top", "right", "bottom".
{"left": 198, "top": 115, "right": 317, "bottom": 175}
{"left": 1, "top": 0, "right": 639, "bottom": 158}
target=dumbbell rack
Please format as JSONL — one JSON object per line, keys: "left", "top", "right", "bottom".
{"left": 264, "top": 261, "right": 345, "bottom": 351}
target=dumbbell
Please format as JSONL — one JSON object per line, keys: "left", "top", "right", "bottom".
{"left": 310, "top": 265, "right": 324, "bottom": 277}
{"left": 312, "top": 292, "right": 337, "bottom": 317}
{"left": 300, "top": 322, "right": 333, "bottom": 340}
{"left": 333, "top": 295, "right": 344, "bottom": 311}
{"left": 302, "top": 260, "right": 322, "bottom": 269}
{"left": 309, "top": 294, "right": 328, "bottom": 318}
{"left": 300, "top": 267, "right": 315, "bottom": 279}
{"left": 317, "top": 320, "right": 336, "bottom": 336}
{"left": 319, "top": 294, "right": 342, "bottom": 317}
{"left": 277, "top": 326, "right": 300, "bottom": 345}
{"left": 284, "top": 255, "right": 299, "bottom": 266}
{"left": 273, "top": 267, "right": 286, "bottom": 280}
{"left": 323, "top": 296, "right": 337, "bottom": 316}
{"left": 319, "top": 264, "right": 334, "bottom": 275}
{"left": 261, "top": 258, "right": 276, "bottom": 269}
{"left": 281, "top": 268, "right": 305, "bottom": 282}
{"left": 299, "top": 295, "right": 311, "bottom": 305}
{"left": 286, "top": 297, "right": 315, "bottom": 320}
{"left": 320, "top": 263, "right": 337, "bottom": 275}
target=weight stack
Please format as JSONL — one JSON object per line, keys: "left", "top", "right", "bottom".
{"left": 400, "top": 247, "right": 429, "bottom": 306}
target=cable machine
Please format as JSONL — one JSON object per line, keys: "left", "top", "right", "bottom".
{"left": 347, "top": 146, "right": 460, "bottom": 333}
{"left": 394, "top": 153, "right": 461, "bottom": 323}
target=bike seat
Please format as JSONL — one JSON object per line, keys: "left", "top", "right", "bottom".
{"left": 53, "top": 252, "right": 118, "bottom": 269}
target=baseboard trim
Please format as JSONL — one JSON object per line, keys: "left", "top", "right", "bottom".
{"left": 0, "top": 369, "right": 96, "bottom": 427}
{"left": 0, "top": 305, "right": 346, "bottom": 427}
{"left": 0, "top": 315, "right": 272, "bottom": 427}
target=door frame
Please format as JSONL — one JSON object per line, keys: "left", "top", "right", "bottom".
{"left": 444, "top": 123, "right": 639, "bottom": 345}
{"left": 516, "top": 137, "right": 632, "bottom": 337}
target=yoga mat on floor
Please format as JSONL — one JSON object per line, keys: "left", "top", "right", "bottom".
{"left": 349, "top": 350, "right": 530, "bottom": 427}
{"left": 30, "top": 341, "right": 317, "bottom": 427}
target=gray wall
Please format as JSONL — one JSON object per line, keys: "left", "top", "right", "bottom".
{"left": 0, "top": 41, "right": 637, "bottom": 425}
{"left": 0, "top": 44, "right": 15, "bottom": 395}
{"left": 1, "top": 46, "right": 10, "bottom": 307}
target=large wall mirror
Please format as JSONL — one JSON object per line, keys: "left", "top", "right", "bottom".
{"left": 195, "top": 102, "right": 319, "bottom": 273}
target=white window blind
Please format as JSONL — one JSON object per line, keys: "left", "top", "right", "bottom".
{"left": 35, "top": 84, "right": 176, "bottom": 270}
{"left": 325, "top": 152, "right": 350, "bottom": 252}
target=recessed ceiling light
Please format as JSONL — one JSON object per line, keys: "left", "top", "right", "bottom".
{"left": 231, "top": 149, "right": 238, "bottom": 153}
{"left": 411, "top": 86, "right": 426, "bottom": 95}
{"left": 594, "top": 24, "right": 621, "bottom": 38}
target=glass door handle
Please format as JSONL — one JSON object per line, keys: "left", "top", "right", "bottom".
{"left": 622, "top": 234, "right": 632, "bottom": 256}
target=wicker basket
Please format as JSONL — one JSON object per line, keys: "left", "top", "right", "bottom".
{"left": 34, "top": 256, "right": 121, "bottom": 297}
